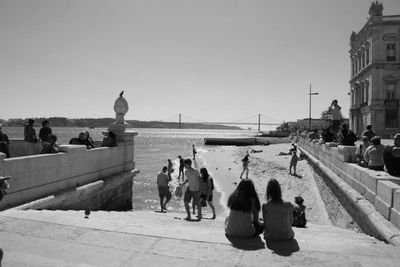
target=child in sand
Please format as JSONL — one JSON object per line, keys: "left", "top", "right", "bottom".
{"left": 289, "top": 144, "right": 299, "bottom": 175}
{"left": 292, "top": 196, "right": 307, "bottom": 227}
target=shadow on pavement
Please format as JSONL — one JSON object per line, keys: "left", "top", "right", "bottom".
{"left": 265, "top": 238, "right": 300, "bottom": 256}
{"left": 225, "top": 235, "right": 266, "bottom": 251}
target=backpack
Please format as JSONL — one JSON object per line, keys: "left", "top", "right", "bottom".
{"left": 293, "top": 210, "right": 307, "bottom": 227}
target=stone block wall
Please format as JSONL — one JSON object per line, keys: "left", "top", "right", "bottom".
{"left": 299, "top": 137, "right": 400, "bottom": 229}
{"left": 0, "top": 131, "right": 138, "bottom": 210}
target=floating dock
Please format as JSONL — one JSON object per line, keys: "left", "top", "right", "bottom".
{"left": 204, "top": 137, "right": 269, "bottom": 146}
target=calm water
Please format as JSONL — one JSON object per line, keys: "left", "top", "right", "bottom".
{"left": 3, "top": 126, "right": 256, "bottom": 212}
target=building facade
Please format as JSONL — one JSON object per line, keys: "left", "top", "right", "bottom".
{"left": 349, "top": 2, "right": 400, "bottom": 138}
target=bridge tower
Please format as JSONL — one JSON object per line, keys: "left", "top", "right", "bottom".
{"left": 258, "top": 114, "right": 261, "bottom": 132}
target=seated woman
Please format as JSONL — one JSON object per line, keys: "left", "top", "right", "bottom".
{"left": 225, "top": 179, "right": 264, "bottom": 238}
{"left": 262, "top": 179, "right": 295, "bottom": 241}
{"left": 364, "top": 136, "right": 385, "bottom": 171}
{"left": 101, "top": 131, "right": 117, "bottom": 147}
{"left": 355, "top": 136, "right": 370, "bottom": 167}
{"left": 40, "top": 134, "right": 60, "bottom": 154}
{"left": 70, "top": 131, "right": 95, "bottom": 149}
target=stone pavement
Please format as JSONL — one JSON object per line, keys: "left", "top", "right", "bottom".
{"left": 1, "top": 209, "right": 400, "bottom": 266}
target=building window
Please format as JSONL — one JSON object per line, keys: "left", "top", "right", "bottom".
{"left": 387, "top": 84, "right": 396, "bottom": 99}
{"left": 387, "top": 44, "right": 396, "bottom": 61}
{"left": 362, "top": 51, "right": 365, "bottom": 68}
{"left": 385, "top": 110, "right": 398, "bottom": 128}
{"left": 366, "top": 46, "right": 370, "bottom": 64}
{"left": 365, "top": 82, "right": 369, "bottom": 104}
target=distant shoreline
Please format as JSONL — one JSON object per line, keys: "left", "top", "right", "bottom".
{"left": 1, "top": 118, "right": 242, "bottom": 130}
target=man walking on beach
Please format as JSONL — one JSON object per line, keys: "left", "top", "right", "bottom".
{"left": 157, "top": 166, "right": 172, "bottom": 212}
{"left": 181, "top": 159, "right": 202, "bottom": 221}
{"left": 192, "top": 144, "right": 197, "bottom": 160}
{"left": 240, "top": 151, "right": 250, "bottom": 179}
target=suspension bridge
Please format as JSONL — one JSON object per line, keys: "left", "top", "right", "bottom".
{"left": 158, "top": 113, "right": 282, "bottom": 131}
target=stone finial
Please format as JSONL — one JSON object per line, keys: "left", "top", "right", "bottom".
{"left": 108, "top": 91, "right": 130, "bottom": 141}
{"left": 369, "top": 1, "right": 383, "bottom": 17}
{"left": 113, "top": 90, "right": 129, "bottom": 124}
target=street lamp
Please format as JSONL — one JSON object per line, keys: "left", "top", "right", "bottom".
{"left": 308, "top": 84, "right": 319, "bottom": 130}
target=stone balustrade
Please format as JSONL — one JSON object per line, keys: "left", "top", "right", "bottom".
{"left": 0, "top": 131, "right": 138, "bottom": 210}
{"left": 298, "top": 137, "right": 400, "bottom": 230}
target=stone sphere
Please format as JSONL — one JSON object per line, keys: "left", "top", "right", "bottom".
{"left": 114, "top": 96, "right": 129, "bottom": 115}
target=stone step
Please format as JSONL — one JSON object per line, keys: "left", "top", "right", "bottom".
{"left": 2, "top": 209, "right": 400, "bottom": 266}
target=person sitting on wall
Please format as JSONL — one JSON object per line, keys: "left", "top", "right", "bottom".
{"left": 364, "top": 136, "right": 385, "bottom": 171}
{"left": 39, "top": 119, "right": 52, "bottom": 144}
{"left": 101, "top": 131, "right": 117, "bottom": 147}
{"left": 85, "top": 131, "right": 96, "bottom": 149}
{"left": 322, "top": 126, "right": 336, "bottom": 143}
{"left": 361, "top": 125, "right": 376, "bottom": 141}
{"left": 337, "top": 124, "right": 357, "bottom": 146}
{"left": 383, "top": 133, "right": 400, "bottom": 176}
{"left": 0, "top": 124, "right": 10, "bottom": 158}
{"left": 308, "top": 128, "right": 320, "bottom": 140}
{"left": 356, "top": 136, "right": 370, "bottom": 167}
{"left": 40, "top": 133, "right": 60, "bottom": 154}
{"left": 70, "top": 131, "right": 94, "bottom": 149}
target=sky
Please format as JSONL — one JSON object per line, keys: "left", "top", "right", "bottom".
{"left": 1, "top": 0, "right": 400, "bottom": 124}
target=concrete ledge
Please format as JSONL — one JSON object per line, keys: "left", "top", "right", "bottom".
{"left": 337, "top": 145, "right": 357, "bottom": 163}
{"left": 375, "top": 196, "right": 391, "bottom": 220}
{"left": 299, "top": 147, "right": 400, "bottom": 246}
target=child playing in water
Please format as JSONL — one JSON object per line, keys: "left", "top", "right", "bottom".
{"left": 289, "top": 144, "right": 299, "bottom": 176}
{"left": 292, "top": 196, "right": 307, "bottom": 227}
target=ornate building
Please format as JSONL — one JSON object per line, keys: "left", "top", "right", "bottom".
{"left": 349, "top": 1, "right": 400, "bottom": 137}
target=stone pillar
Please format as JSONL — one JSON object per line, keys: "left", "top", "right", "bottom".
{"left": 122, "top": 131, "right": 137, "bottom": 171}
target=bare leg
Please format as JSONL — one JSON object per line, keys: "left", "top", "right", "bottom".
{"left": 245, "top": 167, "right": 249, "bottom": 179}
{"left": 208, "top": 201, "right": 216, "bottom": 219}
{"left": 184, "top": 201, "right": 191, "bottom": 219}
{"left": 192, "top": 201, "right": 196, "bottom": 214}
{"left": 197, "top": 200, "right": 202, "bottom": 220}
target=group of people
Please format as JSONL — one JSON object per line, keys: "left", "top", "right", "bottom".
{"left": 225, "top": 178, "right": 306, "bottom": 241}
{"left": 0, "top": 119, "right": 119, "bottom": 158}
{"left": 157, "top": 155, "right": 216, "bottom": 220}
{"left": 356, "top": 129, "right": 400, "bottom": 175}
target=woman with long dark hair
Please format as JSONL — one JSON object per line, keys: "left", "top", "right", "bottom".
{"left": 262, "top": 179, "right": 294, "bottom": 241}
{"left": 198, "top": 168, "right": 216, "bottom": 219}
{"left": 225, "top": 179, "right": 263, "bottom": 238}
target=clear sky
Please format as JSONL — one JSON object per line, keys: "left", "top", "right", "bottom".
{"left": 1, "top": 0, "right": 400, "bottom": 123}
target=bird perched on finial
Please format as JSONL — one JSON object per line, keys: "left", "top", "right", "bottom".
{"left": 119, "top": 90, "right": 124, "bottom": 97}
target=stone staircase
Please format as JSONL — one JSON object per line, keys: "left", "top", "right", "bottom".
{"left": 1, "top": 209, "right": 400, "bottom": 266}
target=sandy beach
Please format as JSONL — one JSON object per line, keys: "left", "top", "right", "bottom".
{"left": 197, "top": 143, "right": 331, "bottom": 225}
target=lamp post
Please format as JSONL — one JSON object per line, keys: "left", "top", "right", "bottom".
{"left": 308, "top": 84, "right": 319, "bottom": 130}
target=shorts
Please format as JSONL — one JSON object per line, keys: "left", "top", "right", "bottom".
{"left": 184, "top": 189, "right": 200, "bottom": 203}
{"left": 158, "top": 186, "right": 172, "bottom": 200}
{"left": 200, "top": 194, "right": 213, "bottom": 202}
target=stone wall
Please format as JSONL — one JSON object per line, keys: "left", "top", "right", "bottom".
{"left": 298, "top": 138, "right": 400, "bottom": 230}
{"left": 0, "top": 131, "right": 138, "bottom": 210}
